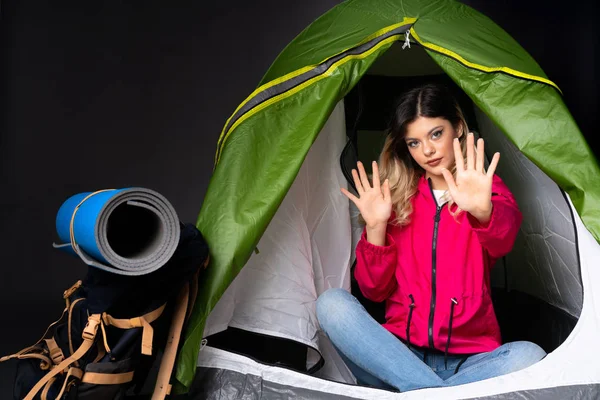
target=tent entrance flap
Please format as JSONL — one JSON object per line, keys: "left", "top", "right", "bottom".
{"left": 201, "top": 101, "right": 353, "bottom": 381}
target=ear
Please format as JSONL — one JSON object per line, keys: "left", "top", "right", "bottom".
{"left": 457, "top": 122, "right": 466, "bottom": 139}
{"left": 458, "top": 121, "right": 467, "bottom": 141}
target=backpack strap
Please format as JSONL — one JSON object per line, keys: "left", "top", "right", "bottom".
{"left": 81, "top": 370, "right": 135, "bottom": 385}
{"left": 44, "top": 338, "right": 65, "bottom": 365}
{"left": 40, "top": 376, "right": 56, "bottom": 400}
{"left": 55, "top": 366, "right": 83, "bottom": 399}
{"left": 24, "top": 314, "right": 102, "bottom": 400}
{"left": 93, "top": 336, "right": 107, "bottom": 362}
{"left": 102, "top": 303, "right": 166, "bottom": 356}
{"left": 152, "top": 256, "right": 206, "bottom": 398}
{"left": 63, "top": 280, "right": 82, "bottom": 306}
{"left": 0, "top": 305, "right": 68, "bottom": 366}
{"left": 0, "top": 307, "right": 72, "bottom": 373}
{"left": 67, "top": 297, "right": 86, "bottom": 360}
{"left": 5, "top": 352, "right": 53, "bottom": 371}
{"left": 151, "top": 283, "right": 190, "bottom": 400}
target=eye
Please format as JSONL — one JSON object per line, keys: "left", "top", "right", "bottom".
{"left": 431, "top": 130, "right": 443, "bottom": 139}
{"left": 407, "top": 141, "right": 419, "bottom": 148}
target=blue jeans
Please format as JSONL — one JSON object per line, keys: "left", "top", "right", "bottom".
{"left": 316, "top": 288, "right": 546, "bottom": 392}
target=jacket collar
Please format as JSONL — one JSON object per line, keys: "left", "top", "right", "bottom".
{"left": 417, "top": 175, "right": 448, "bottom": 208}
{"left": 417, "top": 175, "right": 434, "bottom": 203}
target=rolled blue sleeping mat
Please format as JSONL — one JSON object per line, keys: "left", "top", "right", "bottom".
{"left": 53, "top": 188, "right": 180, "bottom": 276}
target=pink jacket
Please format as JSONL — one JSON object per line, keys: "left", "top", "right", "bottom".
{"left": 354, "top": 174, "right": 522, "bottom": 355}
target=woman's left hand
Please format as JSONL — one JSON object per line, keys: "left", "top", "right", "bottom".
{"left": 441, "top": 133, "right": 500, "bottom": 223}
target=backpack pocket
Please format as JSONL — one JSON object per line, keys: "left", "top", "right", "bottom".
{"left": 73, "top": 358, "right": 135, "bottom": 400}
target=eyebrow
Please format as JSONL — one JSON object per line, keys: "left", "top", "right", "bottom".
{"left": 404, "top": 125, "right": 443, "bottom": 141}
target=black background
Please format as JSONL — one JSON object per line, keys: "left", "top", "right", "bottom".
{"left": 1, "top": 0, "right": 598, "bottom": 393}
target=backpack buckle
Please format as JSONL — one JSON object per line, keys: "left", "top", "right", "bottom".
{"left": 82, "top": 315, "right": 101, "bottom": 341}
{"left": 63, "top": 280, "right": 82, "bottom": 300}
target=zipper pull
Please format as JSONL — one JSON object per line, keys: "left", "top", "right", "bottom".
{"left": 434, "top": 207, "right": 442, "bottom": 222}
{"left": 402, "top": 30, "right": 411, "bottom": 49}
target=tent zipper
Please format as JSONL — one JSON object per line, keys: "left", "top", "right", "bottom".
{"left": 428, "top": 179, "right": 443, "bottom": 349}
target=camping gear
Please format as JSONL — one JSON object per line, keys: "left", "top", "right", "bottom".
{"left": 53, "top": 187, "right": 180, "bottom": 276}
{"left": 174, "top": 0, "right": 600, "bottom": 398}
{"left": 1, "top": 207, "right": 209, "bottom": 398}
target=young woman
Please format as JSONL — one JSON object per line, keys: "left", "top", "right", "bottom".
{"left": 316, "top": 84, "right": 546, "bottom": 392}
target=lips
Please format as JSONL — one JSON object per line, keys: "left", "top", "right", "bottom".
{"left": 427, "top": 157, "right": 443, "bottom": 166}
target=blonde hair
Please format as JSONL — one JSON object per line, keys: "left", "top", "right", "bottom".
{"left": 373, "top": 84, "right": 469, "bottom": 226}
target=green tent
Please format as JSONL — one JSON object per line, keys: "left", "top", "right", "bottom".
{"left": 175, "top": 0, "right": 600, "bottom": 398}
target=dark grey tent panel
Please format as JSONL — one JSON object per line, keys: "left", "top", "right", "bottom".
{"left": 188, "top": 368, "right": 361, "bottom": 400}
{"left": 188, "top": 366, "right": 600, "bottom": 400}
{"left": 467, "top": 384, "right": 600, "bottom": 400}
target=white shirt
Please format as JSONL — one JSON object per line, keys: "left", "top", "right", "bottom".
{"left": 432, "top": 189, "right": 449, "bottom": 206}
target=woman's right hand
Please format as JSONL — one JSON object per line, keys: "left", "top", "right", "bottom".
{"left": 341, "top": 161, "right": 392, "bottom": 230}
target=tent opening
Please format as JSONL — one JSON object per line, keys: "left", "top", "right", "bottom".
{"left": 342, "top": 41, "right": 582, "bottom": 358}
{"left": 204, "top": 40, "right": 582, "bottom": 388}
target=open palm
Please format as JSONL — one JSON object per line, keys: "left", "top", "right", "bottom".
{"left": 441, "top": 134, "right": 500, "bottom": 218}
{"left": 341, "top": 161, "right": 392, "bottom": 229}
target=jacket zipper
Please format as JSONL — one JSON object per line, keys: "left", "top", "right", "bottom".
{"left": 428, "top": 179, "right": 442, "bottom": 349}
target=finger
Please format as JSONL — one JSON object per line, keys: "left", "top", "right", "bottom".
{"left": 441, "top": 168, "right": 458, "bottom": 194}
{"left": 486, "top": 152, "right": 500, "bottom": 177}
{"left": 372, "top": 161, "right": 381, "bottom": 191}
{"left": 476, "top": 138, "right": 485, "bottom": 173}
{"left": 382, "top": 179, "right": 392, "bottom": 202}
{"left": 453, "top": 138, "right": 464, "bottom": 172}
{"left": 466, "top": 133, "right": 475, "bottom": 170}
{"left": 357, "top": 161, "right": 372, "bottom": 190}
{"left": 341, "top": 187, "right": 360, "bottom": 205}
{"left": 351, "top": 169, "right": 364, "bottom": 193}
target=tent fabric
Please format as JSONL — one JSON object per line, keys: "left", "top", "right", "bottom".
{"left": 190, "top": 364, "right": 600, "bottom": 400}
{"left": 258, "top": 0, "right": 552, "bottom": 86}
{"left": 175, "top": 0, "right": 600, "bottom": 392}
{"left": 203, "top": 101, "right": 355, "bottom": 382}
{"left": 424, "top": 50, "right": 600, "bottom": 244}
{"left": 473, "top": 106, "right": 582, "bottom": 317}
{"left": 190, "top": 365, "right": 360, "bottom": 400}
{"left": 195, "top": 320, "right": 600, "bottom": 400}
{"left": 467, "top": 385, "right": 600, "bottom": 400}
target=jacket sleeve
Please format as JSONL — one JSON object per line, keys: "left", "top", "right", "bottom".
{"left": 467, "top": 174, "right": 523, "bottom": 259}
{"left": 354, "top": 228, "right": 398, "bottom": 302}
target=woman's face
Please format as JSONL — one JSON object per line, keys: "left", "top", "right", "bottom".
{"left": 403, "top": 116, "right": 462, "bottom": 177}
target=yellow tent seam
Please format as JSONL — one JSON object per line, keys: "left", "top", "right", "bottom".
{"left": 409, "top": 27, "right": 562, "bottom": 94}
{"left": 214, "top": 18, "right": 417, "bottom": 165}
{"left": 216, "top": 34, "right": 402, "bottom": 165}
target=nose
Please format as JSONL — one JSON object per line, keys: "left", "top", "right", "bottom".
{"left": 423, "top": 142, "right": 435, "bottom": 157}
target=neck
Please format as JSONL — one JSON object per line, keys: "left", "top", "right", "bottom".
{"left": 426, "top": 173, "right": 448, "bottom": 190}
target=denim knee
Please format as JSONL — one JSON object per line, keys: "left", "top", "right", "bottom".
{"left": 316, "top": 288, "right": 352, "bottom": 331}
{"left": 505, "top": 341, "right": 547, "bottom": 370}
{"left": 513, "top": 341, "right": 546, "bottom": 360}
